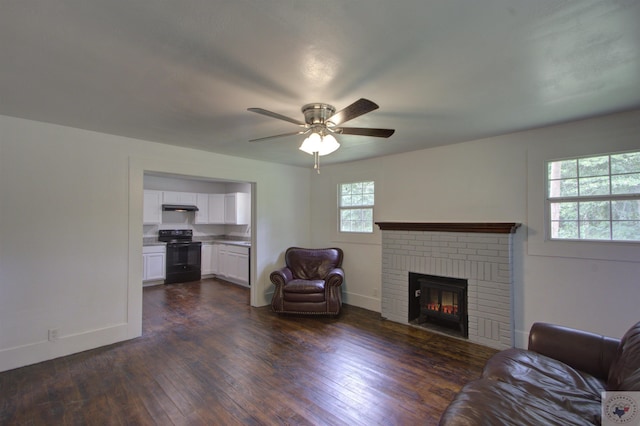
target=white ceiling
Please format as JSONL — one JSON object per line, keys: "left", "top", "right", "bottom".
{"left": 1, "top": 1, "right": 639, "bottom": 168}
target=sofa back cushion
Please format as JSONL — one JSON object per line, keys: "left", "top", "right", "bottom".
{"left": 608, "top": 321, "right": 640, "bottom": 390}
{"left": 285, "top": 247, "right": 343, "bottom": 280}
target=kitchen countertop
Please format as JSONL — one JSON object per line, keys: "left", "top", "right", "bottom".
{"left": 197, "top": 238, "right": 251, "bottom": 247}
{"left": 142, "top": 238, "right": 166, "bottom": 247}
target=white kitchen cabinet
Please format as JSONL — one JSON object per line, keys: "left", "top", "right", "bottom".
{"left": 207, "top": 194, "right": 225, "bottom": 224}
{"left": 163, "top": 191, "right": 197, "bottom": 205}
{"left": 201, "top": 243, "right": 221, "bottom": 276}
{"left": 224, "top": 193, "right": 251, "bottom": 225}
{"left": 218, "top": 244, "right": 249, "bottom": 286}
{"left": 201, "top": 243, "right": 213, "bottom": 275}
{"left": 143, "top": 190, "right": 163, "bottom": 224}
{"left": 194, "top": 193, "right": 210, "bottom": 224}
{"left": 218, "top": 244, "right": 229, "bottom": 277}
{"left": 143, "top": 245, "right": 166, "bottom": 282}
{"left": 227, "top": 245, "right": 249, "bottom": 284}
{"left": 211, "top": 244, "right": 220, "bottom": 274}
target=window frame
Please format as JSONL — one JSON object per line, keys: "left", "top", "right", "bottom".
{"left": 546, "top": 150, "right": 640, "bottom": 242}
{"left": 338, "top": 180, "right": 375, "bottom": 234}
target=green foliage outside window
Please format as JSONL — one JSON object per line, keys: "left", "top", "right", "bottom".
{"left": 339, "top": 181, "right": 374, "bottom": 233}
{"left": 547, "top": 151, "right": 640, "bottom": 241}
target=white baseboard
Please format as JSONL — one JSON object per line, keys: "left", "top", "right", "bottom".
{"left": 0, "top": 323, "right": 133, "bottom": 373}
{"left": 343, "top": 292, "right": 381, "bottom": 313}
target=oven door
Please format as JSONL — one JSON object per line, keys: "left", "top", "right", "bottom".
{"left": 165, "top": 242, "right": 202, "bottom": 284}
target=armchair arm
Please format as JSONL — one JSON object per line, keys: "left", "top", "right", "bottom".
{"left": 528, "top": 322, "right": 620, "bottom": 381}
{"left": 270, "top": 267, "right": 293, "bottom": 287}
{"left": 325, "top": 268, "right": 345, "bottom": 287}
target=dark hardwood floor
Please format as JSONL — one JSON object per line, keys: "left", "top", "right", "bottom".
{"left": 0, "top": 279, "right": 496, "bottom": 425}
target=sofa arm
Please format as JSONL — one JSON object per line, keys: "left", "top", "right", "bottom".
{"left": 270, "top": 267, "right": 293, "bottom": 287}
{"left": 325, "top": 268, "right": 345, "bottom": 287}
{"left": 528, "top": 322, "right": 620, "bottom": 381}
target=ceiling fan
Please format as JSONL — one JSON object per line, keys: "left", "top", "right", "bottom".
{"left": 247, "top": 98, "right": 395, "bottom": 172}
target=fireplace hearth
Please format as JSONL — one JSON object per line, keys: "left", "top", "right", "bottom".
{"left": 409, "top": 272, "right": 468, "bottom": 337}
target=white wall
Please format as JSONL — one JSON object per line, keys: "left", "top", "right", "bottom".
{"left": 310, "top": 109, "right": 640, "bottom": 347}
{"left": 2, "top": 109, "right": 638, "bottom": 372}
{"left": 0, "top": 114, "right": 311, "bottom": 372}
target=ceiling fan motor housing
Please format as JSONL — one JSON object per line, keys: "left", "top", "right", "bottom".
{"left": 301, "top": 103, "right": 336, "bottom": 125}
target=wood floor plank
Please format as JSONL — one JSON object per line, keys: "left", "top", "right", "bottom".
{"left": 0, "top": 279, "right": 496, "bottom": 425}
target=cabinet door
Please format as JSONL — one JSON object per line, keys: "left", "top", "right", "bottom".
{"left": 143, "top": 190, "right": 162, "bottom": 224}
{"left": 211, "top": 244, "right": 220, "bottom": 274}
{"left": 144, "top": 252, "right": 166, "bottom": 281}
{"left": 224, "top": 193, "right": 251, "bottom": 225}
{"left": 218, "top": 245, "right": 229, "bottom": 277}
{"left": 201, "top": 244, "right": 213, "bottom": 274}
{"left": 224, "top": 194, "right": 236, "bottom": 224}
{"left": 208, "top": 194, "right": 225, "bottom": 224}
{"left": 163, "top": 191, "right": 197, "bottom": 205}
{"left": 195, "top": 193, "right": 210, "bottom": 224}
{"left": 227, "top": 246, "right": 249, "bottom": 284}
{"left": 162, "top": 191, "right": 181, "bottom": 204}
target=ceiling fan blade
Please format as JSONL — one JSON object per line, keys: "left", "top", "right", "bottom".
{"left": 249, "top": 131, "right": 305, "bottom": 142}
{"left": 328, "top": 98, "right": 379, "bottom": 126}
{"left": 338, "top": 127, "right": 395, "bottom": 138}
{"left": 247, "top": 108, "right": 305, "bottom": 126}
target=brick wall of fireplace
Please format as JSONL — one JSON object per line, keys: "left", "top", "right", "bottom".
{"left": 378, "top": 223, "right": 518, "bottom": 350}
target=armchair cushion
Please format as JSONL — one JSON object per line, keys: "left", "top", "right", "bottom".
{"left": 284, "top": 279, "right": 325, "bottom": 294}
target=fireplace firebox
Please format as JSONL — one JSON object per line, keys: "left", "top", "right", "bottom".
{"left": 409, "top": 272, "right": 468, "bottom": 337}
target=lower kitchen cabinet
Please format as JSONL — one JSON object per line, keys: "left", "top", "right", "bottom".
{"left": 200, "top": 242, "right": 250, "bottom": 286}
{"left": 216, "top": 244, "right": 249, "bottom": 286}
{"left": 143, "top": 245, "right": 166, "bottom": 283}
{"left": 201, "top": 243, "right": 219, "bottom": 276}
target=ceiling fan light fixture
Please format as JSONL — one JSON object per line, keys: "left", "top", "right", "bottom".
{"left": 319, "top": 133, "right": 340, "bottom": 155}
{"left": 248, "top": 98, "right": 393, "bottom": 173}
{"left": 299, "top": 132, "right": 340, "bottom": 156}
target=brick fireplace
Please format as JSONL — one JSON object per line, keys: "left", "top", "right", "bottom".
{"left": 377, "top": 222, "right": 520, "bottom": 350}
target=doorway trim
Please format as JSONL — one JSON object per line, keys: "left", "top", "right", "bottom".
{"left": 128, "top": 156, "right": 257, "bottom": 339}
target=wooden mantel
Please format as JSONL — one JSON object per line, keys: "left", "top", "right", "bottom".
{"left": 375, "top": 222, "right": 521, "bottom": 234}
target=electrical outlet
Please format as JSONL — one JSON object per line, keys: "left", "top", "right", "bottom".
{"left": 48, "top": 329, "right": 59, "bottom": 341}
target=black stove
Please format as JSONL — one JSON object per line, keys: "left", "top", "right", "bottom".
{"left": 158, "top": 230, "right": 202, "bottom": 284}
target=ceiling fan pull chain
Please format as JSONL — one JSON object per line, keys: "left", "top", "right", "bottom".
{"left": 314, "top": 151, "right": 320, "bottom": 174}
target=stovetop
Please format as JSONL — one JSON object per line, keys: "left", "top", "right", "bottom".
{"left": 158, "top": 229, "right": 193, "bottom": 242}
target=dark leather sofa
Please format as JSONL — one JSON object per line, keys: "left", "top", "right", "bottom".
{"left": 270, "top": 247, "right": 345, "bottom": 315}
{"left": 440, "top": 321, "right": 640, "bottom": 425}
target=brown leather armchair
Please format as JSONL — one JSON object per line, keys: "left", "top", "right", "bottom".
{"left": 270, "top": 247, "right": 345, "bottom": 315}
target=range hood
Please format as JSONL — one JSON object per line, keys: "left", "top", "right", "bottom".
{"left": 162, "top": 204, "right": 199, "bottom": 212}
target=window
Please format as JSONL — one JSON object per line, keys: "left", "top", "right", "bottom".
{"left": 339, "top": 181, "right": 375, "bottom": 233}
{"left": 547, "top": 151, "right": 640, "bottom": 241}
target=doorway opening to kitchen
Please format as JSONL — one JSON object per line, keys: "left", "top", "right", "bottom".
{"left": 141, "top": 171, "right": 256, "bottom": 332}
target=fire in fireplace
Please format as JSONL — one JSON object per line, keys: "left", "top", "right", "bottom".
{"left": 408, "top": 272, "right": 468, "bottom": 338}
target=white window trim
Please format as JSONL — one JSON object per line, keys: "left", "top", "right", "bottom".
{"left": 326, "top": 171, "right": 381, "bottom": 245}
{"left": 338, "top": 181, "right": 375, "bottom": 234}
{"left": 527, "top": 135, "right": 640, "bottom": 262}
{"left": 545, "top": 151, "right": 640, "bottom": 242}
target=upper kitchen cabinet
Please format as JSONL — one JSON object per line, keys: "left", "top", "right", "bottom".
{"left": 225, "top": 193, "right": 251, "bottom": 225}
{"left": 194, "top": 193, "right": 209, "bottom": 224}
{"left": 143, "top": 190, "right": 162, "bottom": 224}
{"left": 208, "top": 194, "right": 225, "bottom": 224}
{"left": 162, "top": 191, "right": 197, "bottom": 205}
